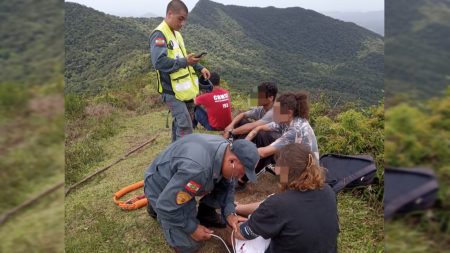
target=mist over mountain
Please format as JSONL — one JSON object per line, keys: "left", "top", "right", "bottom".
{"left": 324, "top": 11, "right": 384, "bottom": 35}
{"left": 65, "top": 0, "right": 384, "bottom": 104}
{"left": 385, "top": 0, "right": 450, "bottom": 98}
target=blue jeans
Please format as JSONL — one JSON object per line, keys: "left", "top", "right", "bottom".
{"left": 192, "top": 106, "right": 215, "bottom": 131}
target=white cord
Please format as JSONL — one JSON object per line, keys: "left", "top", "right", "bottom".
{"left": 210, "top": 231, "right": 237, "bottom": 253}
{"left": 231, "top": 230, "right": 236, "bottom": 253}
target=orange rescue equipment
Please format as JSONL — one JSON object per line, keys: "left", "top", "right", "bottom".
{"left": 113, "top": 180, "right": 148, "bottom": 210}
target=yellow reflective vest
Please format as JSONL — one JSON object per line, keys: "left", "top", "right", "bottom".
{"left": 153, "top": 21, "right": 199, "bottom": 101}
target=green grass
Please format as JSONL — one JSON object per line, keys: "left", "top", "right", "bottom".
{"left": 0, "top": 89, "right": 64, "bottom": 252}
{"left": 337, "top": 193, "right": 384, "bottom": 252}
{"left": 385, "top": 219, "right": 448, "bottom": 253}
{"left": 0, "top": 188, "right": 64, "bottom": 253}
{"left": 65, "top": 107, "right": 384, "bottom": 253}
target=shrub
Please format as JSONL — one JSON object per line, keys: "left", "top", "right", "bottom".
{"left": 0, "top": 83, "right": 29, "bottom": 116}
{"left": 65, "top": 93, "right": 86, "bottom": 119}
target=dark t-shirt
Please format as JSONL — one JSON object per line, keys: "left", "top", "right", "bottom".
{"left": 247, "top": 185, "right": 339, "bottom": 253}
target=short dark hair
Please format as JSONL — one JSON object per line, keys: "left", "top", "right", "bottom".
{"left": 209, "top": 72, "right": 220, "bottom": 86}
{"left": 276, "top": 92, "right": 309, "bottom": 119}
{"left": 258, "top": 82, "right": 278, "bottom": 99}
{"left": 166, "top": 0, "right": 188, "bottom": 15}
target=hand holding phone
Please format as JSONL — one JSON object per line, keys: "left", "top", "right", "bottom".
{"left": 195, "top": 52, "right": 207, "bottom": 58}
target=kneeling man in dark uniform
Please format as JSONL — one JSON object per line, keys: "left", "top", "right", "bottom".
{"left": 144, "top": 134, "right": 259, "bottom": 253}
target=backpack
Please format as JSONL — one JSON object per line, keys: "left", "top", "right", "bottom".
{"left": 384, "top": 167, "right": 439, "bottom": 219}
{"left": 320, "top": 154, "right": 377, "bottom": 193}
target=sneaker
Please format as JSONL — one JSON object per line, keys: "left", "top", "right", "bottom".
{"left": 263, "top": 164, "right": 276, "bottom": 175}
{"left": 197, "top": 203, "right": 226, "bottom": 228}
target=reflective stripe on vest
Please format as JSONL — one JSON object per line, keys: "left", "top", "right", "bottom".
{"left": 153, "top": 21, "right": 199, "bottom": 101}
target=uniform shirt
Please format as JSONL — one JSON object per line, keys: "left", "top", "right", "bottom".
{"left": 195, "top": 88, "right": 232, "bottom": 130}
{"left": 242, "top": 185, "right": 339, "bottom": 253}
{"left": 267, "top": 117, "right": 319, "bottom": 161}
{"left": 149, "top": 30, "right": 204, "bottom": 95}
{"left": 143, "top": 134, "right": 235, "bottom": 234}
{"left": 244, "top": 106, "right": 273, "bottom": 123}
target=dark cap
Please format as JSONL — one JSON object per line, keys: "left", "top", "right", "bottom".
{"left": 231, "top": 139, "right": 259, "bottom": 182}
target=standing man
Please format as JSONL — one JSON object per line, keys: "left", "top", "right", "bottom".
{"left": 193, "top": 72, "right": 232, "bottom": 131}
{"left": 150, "top": 0, "right": 210, "bottom": 142}
{"left": 144, "top": 134, "right": 259, "bottom": 253}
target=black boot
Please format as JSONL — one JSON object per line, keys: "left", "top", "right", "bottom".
{"left": 147, "top": 203, "right": 157, "bottom": 220}
{"left": 197, "top": 203, "right": 226, "bottom": 228}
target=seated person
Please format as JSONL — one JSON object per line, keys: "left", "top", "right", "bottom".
{"left": 223, "top": 82, "right": 279, "bottom": 144}
{"left": 193, "top": 72, "right": 232, "bottom": 131}
{"left": 234, "top": 143, "right": 339, "bottom": 253}
{"left": 238, "top": 92, "right": 319, "bottom": 190}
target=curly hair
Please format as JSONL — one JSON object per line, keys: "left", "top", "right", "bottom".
{"left": 276, "top": 92, "right": 309, "bottom": 119}
{"left": 275, "top": 143, "right": 325, "bottom": 191}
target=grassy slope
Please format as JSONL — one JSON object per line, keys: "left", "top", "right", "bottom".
{"left": 65, "top": 109, "right": 383, "bottom": 253}
{"left": 0, "top": 88, "right": 65, "bottom": 253}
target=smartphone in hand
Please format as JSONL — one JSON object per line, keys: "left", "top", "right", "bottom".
{"left": 195, "top": 52, "right": 207, "bottom": 58}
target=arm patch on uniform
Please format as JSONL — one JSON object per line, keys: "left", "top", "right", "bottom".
{"left": 185, "top": 180, "right": 201, "bottom": 194}
{"left": 154, "top": 37, "right": 166, "bottom": 47}
{"left": 176, "top": 191, "right": 193, "bottom": 205}
{"left": 240, "top": 221, "right": 259, "bottom": 240}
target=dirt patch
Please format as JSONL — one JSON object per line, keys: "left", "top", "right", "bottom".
{"left": 85, "top": 103, "right": 115, "bottom": 118}
{"left": 28, "top": 95, "right": 64, "bottom": 118}
{"left": 198, "top": 172, "right": 279, "bottom": 253}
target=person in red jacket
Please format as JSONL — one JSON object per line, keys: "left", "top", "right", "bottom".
{"left": 193, "top": 72, "right": 232, "bottom": 131}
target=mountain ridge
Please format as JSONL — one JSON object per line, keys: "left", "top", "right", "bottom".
{"left": 65, "top": 0, "right": 384, "bottom": 105}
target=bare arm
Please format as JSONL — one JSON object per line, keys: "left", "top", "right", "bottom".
{"left": 258, "top": 145, "right": 278, "bottom": 158}
{"left": 245, "top": 124, "right": 271, "bottom": 141}
{"left": 223, "top": 112, "right": 247, "bottom": 138}
{"left": 235, "top": 201, "right": 263, "bottom": 217}
{"left": 232, "top": 119, "right": 267, "bottom": 136}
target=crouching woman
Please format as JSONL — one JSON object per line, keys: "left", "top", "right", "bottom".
{"left": 234, "top": 143, "right": 339, "bottom": 253}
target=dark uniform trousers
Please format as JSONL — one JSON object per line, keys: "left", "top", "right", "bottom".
{"left": 162, "top": 93, "right": 195, "bottom": 142}
{"left": 149, "top": 178, "right": 234, "bottom": 253}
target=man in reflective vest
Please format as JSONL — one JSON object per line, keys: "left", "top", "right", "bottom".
{"left": 150, "top": 0, "right": 210, "bottom": 142}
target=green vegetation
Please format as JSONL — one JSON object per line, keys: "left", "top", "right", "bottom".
{"left": 385, "top": 0, "right": 450, "bottom": 99}
{"left": 0, "top": 0, "right": 63, "bottom": 85}
{"left": 64, "top": 0, "right": 383, "bottom": 104}
{"left": 65, "top": 78, "right": 384, "bottom": 252}
{"left": 385, "top": 88, "right": 450, "bottom": 251}
{"left": 0, "top": 0, "right": 64, "bottom": 252}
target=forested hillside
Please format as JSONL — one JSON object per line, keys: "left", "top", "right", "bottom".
{"left": 0, "top": 0, "right": 63, "bottom": 85}
{"left": 385, "top": 0, "right": 450, "bottom": 98}
{"left": 65, "top": 0, "right": 383, "bottom": 104}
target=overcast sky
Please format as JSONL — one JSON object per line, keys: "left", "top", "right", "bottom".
{"left": 66, "top": 0, "right": 384, "bottom": 17}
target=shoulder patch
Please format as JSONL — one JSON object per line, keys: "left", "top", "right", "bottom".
{"left": 176, "top": 191, "right": 193, "bottom": 205}
{"left": 154, "top": 37, "right": 166, "bottom": 47}
{"left": 185, "top": 180, "right": 201, "bottom": 194}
